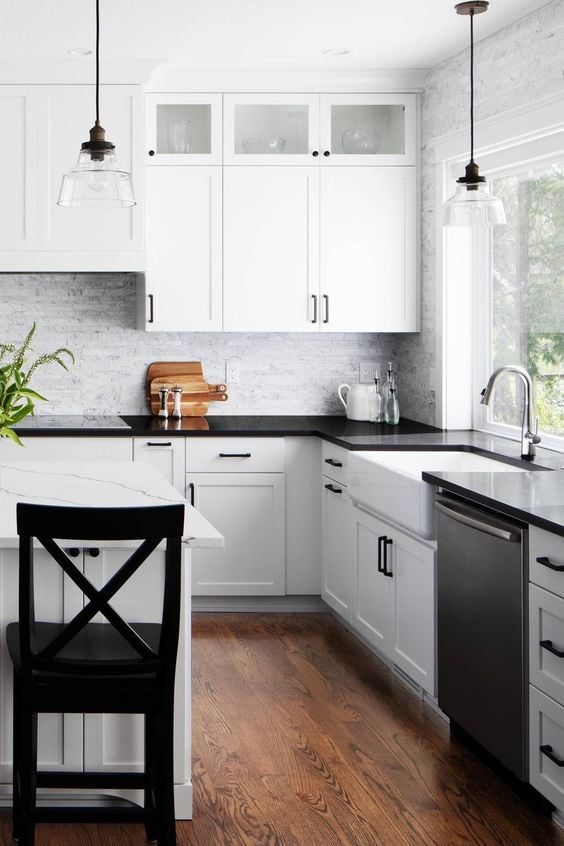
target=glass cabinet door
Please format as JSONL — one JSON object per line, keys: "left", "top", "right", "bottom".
{"left": 145, "top": 94, "right": 222, "bottom": 165}
{"left": 223, "top": 94, "right": 319, "bottom": 165}
{"left": 320, "top": 94, "right": 416, "bottom": 165}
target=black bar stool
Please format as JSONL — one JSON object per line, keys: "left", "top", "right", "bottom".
{"left": 8, "top": 501, "right": 185, "bottom": 846}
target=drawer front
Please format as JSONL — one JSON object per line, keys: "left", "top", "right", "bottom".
{"left": 321, "top": 442, "right": 348, "bottom": 484}
{"left": 0, "top": 436, "right": 132, "bottom": 462}
{"left": 530, "top": 584, "right": 564, "bottom": 707}
{"left": 530, "top": 526, "right": 564, "bottom": 598}
{"left": 530, "top": 685, "right": 564, "bottom": 807}
{"left": 186, "top": 437, "right": 285, "bottom": 473}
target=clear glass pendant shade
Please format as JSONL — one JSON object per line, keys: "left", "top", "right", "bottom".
{"left": 443, "top": 181, "right": 506, "bottom": 227}
{"left": 58, "top": 148, "right": 135, "bottom": 209}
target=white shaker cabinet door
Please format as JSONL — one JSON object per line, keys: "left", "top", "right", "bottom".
{"left": 189, "top": 473, "right": 285, "bottom": 595}
{"left": 223, "top": 167, "right": 319, "bottom": 331}
{"left": 0, "top": 86, "right": 37, "bottom": 251}
{"left": 133, "top": 437, "right": 186, "bottom": 493}
{"left": 321, "top": 477, "right": 353, "bottom": 621}
{"left": 320, "top": 167, "right": 417, "bottom": 332}
{"left": 145, "top": 166, "right": 222, "bottom": 331}
{"left": 37, "top": 85, "right": 143, "bottom": 255}
{"left": 351, "top": 505, "right": 391, "bottom": 654}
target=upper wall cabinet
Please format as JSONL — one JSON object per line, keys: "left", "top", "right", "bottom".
{"left": 145, "top": 93, "right": 222, "bottom": 165}
{"left": 224, "top": 93, "right": 416, "bottom": 166}
{"left": 0, "top": 84, "right": 144, "bottom": 272}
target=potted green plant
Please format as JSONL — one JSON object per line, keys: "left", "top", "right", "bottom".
{"left": 0, "top": 324, "right": 74, "bottom": 446}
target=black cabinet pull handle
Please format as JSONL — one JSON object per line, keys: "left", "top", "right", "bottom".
{"left": 324, "top": 458, "right": 343, "bottom": 467}
{"left": 311, "top": 294, "right": 318, "bottom": 324}
{"left": 541, "top": 745, "right": 564, "bottom": 767}
{"left": 540, "top": 640, "right": 564, "bottom": 658}
{"left": 147, "top": 441, "right": 172, "bottom": 447}
{"left": 383, "top": 537, "right": 393, "bottom": 577}
{"left": 378, "top": 535, "right": 386, "bottom": 573}
{"left": 67, "top": 548, "right": 80, "bottom": 558}
{"left": 312, "top": 150, "right": 319, "bottom": 157}
{"left": 323, "top": 150, "right": 331, "bottom": 157}
{"left": 148, "top": 149, "right": 155, "bottom": 156}
{"left": 188, "top": 482, "right": 195, "bottom": 506}
{"left": 88, "top": 548, "right": 100, "bottom": 558}
{"left": 219, "top": 452, "right": 252, "bottom": 458}
{"left": 148, "top": 293, "right": 154, "bottom": 324}
{"left": 323, "top": 294, "right": 329, "bottom": 324}
{"left": 537, "top": 556, "right": 564, "bottom": 572}
{"left": 324, "top": 483, "right": 342, "bottom": 495}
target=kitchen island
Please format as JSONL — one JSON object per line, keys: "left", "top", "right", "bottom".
{"left": 0, "top": 460, "right": 223, "bottom": 818}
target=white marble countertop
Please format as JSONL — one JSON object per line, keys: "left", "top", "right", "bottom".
{"left": 0, "top": 461, "right": 224, "bottom": 548}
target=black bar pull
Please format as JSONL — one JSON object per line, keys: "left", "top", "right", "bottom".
{"left": 324, "top": 458, "right": 343, "bottom": 467}
{"left": 324, "top": 483, "right": 342, "bottom": 495}
{"left": 383, "top": 537, "right": 393, "bottom": 577}
{"left": 378, "top": 536, "right": 386, "bottom": 573}
{"left": 148, "top": 293, "right": 154, "bottom": 324}
{"left": 537, "top": 556, "right": 564, "bottom": 572}
{"left": 541, "top": 745, "right": 564, "bottom": 767}
{"left": 219, "top": 452, "right": 252, "bottom": 458}
{"left": 541, "top": 640, "right": 564, "bottom": 658}
{"left": 188, "top": 482, "right": 195, "bottom": 506}
{"left": 323, "top": 294, "right": 329, "bottom": 324}
{"left": 311, "top": 294, "right": 318, "bottom": 324}
{"left": 147, "top": 441, "right": 172, "bottom": 447}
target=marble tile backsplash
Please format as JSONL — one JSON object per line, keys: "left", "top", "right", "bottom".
{"left": 0, "top": 273, "right": 396, "bottom": 417}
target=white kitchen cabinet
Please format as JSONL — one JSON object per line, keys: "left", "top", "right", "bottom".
{"left": 133, "top": 437, "right": 186, "bottom": 493}
{"left": 143, "top": 166, "right": 222, "bottom": 331}
{"left": 36, "top": 85, "right": 143, "bottom": 265}
{"left": 321, "top": 476, "right": 353, "bottom": 621}
{"left": 188, "top": 473, "right": 285, "bottom": 596}
{"left": 320, "top": 167, "right": 418, "bottom": 332}
{"left": 285, "top": 438, "right": 321, "bottom": 595}
{"left": 0, "top": 548, "right": 84, "bottom": 783}
{"left": 0, "top": 436, "right": 132, "bottom": 462}
{"left": 223, "top": 166, "right": 319, "bottom": 331}
{"left": 145, "top": 93, "right": 222, "bottom": 165}
{"left": 351, "top": 503, "right": 436, "bottom": 695}
{"left": 0, "top": 87, "right": 37, "bottom": 252}
{"left": 223, "top": 164, "right": 417, "bottom": 332}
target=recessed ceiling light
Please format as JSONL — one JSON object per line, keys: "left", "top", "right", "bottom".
{"left": 68, "top": 47, "right": 92, "bottom": 56}
{"left": 323, "top": 48, "right": 350, "bottom": 56}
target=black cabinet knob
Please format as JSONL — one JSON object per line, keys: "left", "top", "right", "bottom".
{"left": 148, "top": 150, "right": 155, "bottom": 156}
{"left": 88, "top": 548, "right": 101, "bottom": 558}
{"left": 323, "top": 150, "right": 331, "bottom": 157}
{"left": 312, "top": 150, "right": 319, "bottom": 157}
{"left": 67, "top": 548, "right": 80, "bottom": 558}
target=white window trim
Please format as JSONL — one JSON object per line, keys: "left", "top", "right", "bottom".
{"left": 432, "top": 91, "right": 564, "bottom": 452}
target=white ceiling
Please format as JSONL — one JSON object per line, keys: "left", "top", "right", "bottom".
{"left": 0, "top": 0, "right": 552, "bottom": 71}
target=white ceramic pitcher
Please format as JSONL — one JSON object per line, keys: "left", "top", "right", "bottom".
{"left": 338, "top": 383, "right": 372, "bottom": 421}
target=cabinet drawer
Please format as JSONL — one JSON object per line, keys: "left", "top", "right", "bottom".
{"left": 530, "top": 685, "right": 564, "bottom": 807}
{"left": 186, "top": 437, "right": 284, "bottom": 472}
{"left": 0, "top": 437, "right": 132, "bottom": 462}
{"left": 321, "top": 442, "right": 348, "bottom": 484}
{"left": 530, "top": 584, "right": 564, "bottom": 707}
{"left": 530, "top": 526, "right": 564, "bottom": 598}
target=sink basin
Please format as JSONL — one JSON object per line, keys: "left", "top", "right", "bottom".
{"left": 346, "top": 450, "right": 530, "bottom": 539}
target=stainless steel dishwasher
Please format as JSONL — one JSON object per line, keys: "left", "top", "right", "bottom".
{"left": 436, "top": 494, "right": 527, "bottom": 780}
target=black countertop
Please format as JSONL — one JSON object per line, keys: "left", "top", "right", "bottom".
{"left": 11, "top": 414, "right": 564, "bottom": 535}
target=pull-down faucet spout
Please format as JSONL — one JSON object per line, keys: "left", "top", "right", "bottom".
{"left": 480, "top": 365, "right": 541, "bottom": 460}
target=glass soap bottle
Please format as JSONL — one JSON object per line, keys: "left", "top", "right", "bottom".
{"left": 368, "top": 376, "right": 384, "bottom": 423}
{"left": 383, "top": 361, "right": 394, "bottom": 402}
{"left": 385, "top": 379, "right": 400, "bottom": 425}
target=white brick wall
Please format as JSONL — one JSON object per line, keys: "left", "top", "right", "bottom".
{"left": 0, "top": 273, "right": 395, "bottom": 416}
{"left": 396, "top": 0, "right": 564, "bottom": 426}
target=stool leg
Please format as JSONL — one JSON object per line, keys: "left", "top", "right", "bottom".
{"left": 144, "top": 713, "right": 158, "bottom": 843}
{"left": 155, "top": 704, "right": 176, "bottom": 846}
{"left": 12, "top": 671, "right": 22, "bottom": 842}
{"left": 17, "top": 700, "right": 37, "bottom": 846}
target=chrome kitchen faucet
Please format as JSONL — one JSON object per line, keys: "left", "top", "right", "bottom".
{"left": 480, "top": 365, "right": 541, "bottom": 460}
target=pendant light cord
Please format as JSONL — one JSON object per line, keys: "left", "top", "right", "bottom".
{"left": 470, "top": 9, "right": 474, "bottom": 164}
{"left": 95, "top": 0, "right": 100, "bottom": 125}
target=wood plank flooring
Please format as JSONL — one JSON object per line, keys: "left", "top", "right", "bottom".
{"left": 1, "top": 612, "right": 564, "bottom": 845}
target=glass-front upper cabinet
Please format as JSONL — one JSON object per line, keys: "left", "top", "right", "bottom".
{"left": 145, "top": 94, "right": 222, "bottom": 165}
{"left": 223, "top": 94, "right": 320, "bottom": 165}
{"left": 320, "top": 94, "right": 416, "bottom": 166}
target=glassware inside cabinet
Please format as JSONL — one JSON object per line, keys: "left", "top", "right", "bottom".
{"left": 234, "top": 104, "right": 309, "bottom": 155}
{"left": 331, "top": 104, "right": 405, "bottom": 156}
{"left": 156, "top": 104, "right": 212, "bottom": 155}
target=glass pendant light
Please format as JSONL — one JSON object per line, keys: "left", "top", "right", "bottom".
{"left": 58, "top": 0, "right": 135, "bottom": 209}
{"left": 443, "top": 2, "right": 505, "bottom": 227}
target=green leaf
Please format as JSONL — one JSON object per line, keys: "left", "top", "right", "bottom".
{"left": 0, "top": 427, "right": 23, "bottom": 447}
{"left": 17, "top": 387, "right": 47, "bottom": 402}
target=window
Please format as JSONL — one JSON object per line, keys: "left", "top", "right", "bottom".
{"left": 475, "top": 155, "right": 564, "bottom": 447}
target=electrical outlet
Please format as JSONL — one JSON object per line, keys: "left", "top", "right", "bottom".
{"left": 359, "top": 362, "right": 381, "bottom": 383}
{"left": 225, "top": 359, "right": 240, "bottom": 384}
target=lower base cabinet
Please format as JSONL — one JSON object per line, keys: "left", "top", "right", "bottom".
{"left": 351, "top": 504, "right": 436, "bottom": 695}
{"left": 188, "top": 473, "right": 285, "bottom": 595}
{"left": 321, "top": 476, "right": 353, "bottom": 621}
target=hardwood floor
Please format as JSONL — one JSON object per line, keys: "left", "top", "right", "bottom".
{"left": 2, "top": 612, "right": 564, "bottom": 845}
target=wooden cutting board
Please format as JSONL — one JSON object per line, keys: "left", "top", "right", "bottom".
{"left": 146, "top": 362, "right": 228, "bottom": 417}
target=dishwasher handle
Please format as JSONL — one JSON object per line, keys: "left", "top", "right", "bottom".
{"left": 435, "top": 498, "right": 521, "bottom": 543}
